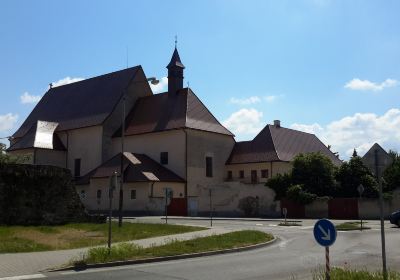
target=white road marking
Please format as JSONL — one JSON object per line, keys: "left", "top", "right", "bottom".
{"left": 0, "top": 274, "right": 46, "bottom": 280}
{"left": 268, "top": 224, "right": 277, "bottom": 227}
{"left": 255, "top": 223, "right": 263, "bottom": 226}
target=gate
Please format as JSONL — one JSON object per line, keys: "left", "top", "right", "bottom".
{"left": 167, "top": 198, "right": 187, "bottom": 216}
{"left": 281, "top": 199, "right": 305, "bottom": 218}
{"left": 328, "top": 198, "right": 358, "bottom": 219}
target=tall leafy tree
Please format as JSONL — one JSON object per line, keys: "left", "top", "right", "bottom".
{"left": 335, "top": 154, "right": 378, "bottom": 198}
{"left": 383, "top": 150, "right": 400, "bottom": 192}
{"left": 291, "top": 152, "right": 337, "bottom": 196}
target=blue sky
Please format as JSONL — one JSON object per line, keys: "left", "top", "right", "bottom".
{"left": 1, "top": 0, "right": 400, "bottom": 159}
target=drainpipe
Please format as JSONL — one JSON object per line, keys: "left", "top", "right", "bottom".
{"left": 270, "top": 162, "right": 273, "bottom": 177}
{"left": 183, "top": 129, "right": 188, "bottom": 215}
{"left": 150, "top": 182, "right": 155, "bottom": 197}
{"left": 65, "top": 131, "right": 69, "bottom": 169}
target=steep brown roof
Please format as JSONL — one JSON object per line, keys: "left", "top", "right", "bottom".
{"left": 76, "top": 152, "right": 184, "bottom": 185}
{"left": 13, "top": 66, "right": 143, "bottom": 138}
{"left": 114, "top": 88, "right": 233, "bottom": 137}
{"left": 8, "top": 122, "right": 66, "bottom": 151}
{"left": 227, "top": 124, "right": 341, "bottom": 165}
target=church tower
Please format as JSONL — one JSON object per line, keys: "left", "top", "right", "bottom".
{"left": 167, "top": 47, "right": 185, "bottom": 94}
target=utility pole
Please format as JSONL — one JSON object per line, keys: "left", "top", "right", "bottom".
{"left": 108, "top": 172, "right": 117, "bottom": 253}
{"left": 375, "top": 149, "right": 387, "bottom": 280}
{"left": 118, "top": 96, "right": 125, "bottom": 228}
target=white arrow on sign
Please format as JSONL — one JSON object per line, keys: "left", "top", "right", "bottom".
{"left": 318, "top": 225, "right": 331, "bottom": 241}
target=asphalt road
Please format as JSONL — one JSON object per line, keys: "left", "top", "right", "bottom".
{"left": 41, "top": 218, "right": 400, "bottom": 280}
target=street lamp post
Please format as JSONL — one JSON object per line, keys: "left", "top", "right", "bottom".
{"left": 117, "top": 77, "right": 159, "bottom": 228}
{"left": 357, "top": 184, "right": 365, "bottom": 230}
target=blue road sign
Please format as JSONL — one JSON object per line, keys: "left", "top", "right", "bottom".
{"left": 313, "top": 219, "right": 337, "bottom": 247}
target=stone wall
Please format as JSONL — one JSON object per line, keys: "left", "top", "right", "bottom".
{"left": 189, "top": 182, "right": 280, "bottom": 217}
{"left": 0, "top": 163, "right": 88, "bottom": 225}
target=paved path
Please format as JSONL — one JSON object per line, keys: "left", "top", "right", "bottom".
{"left": 0, "top": 226, "right": 232, "bottom": 278}
{"left": 48, "top": 218, "right": 400, "bottom": 280}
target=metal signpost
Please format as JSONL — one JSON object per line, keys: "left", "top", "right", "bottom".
{"left": 209, "top": 189, "right": 213, "bottom": 227}
{"left": 282, "top": 207, "right": 288, "bottom": 225}
{"left": 357, "top": 184, "right": 365, "bottom": 230}
{"left": 362, "top": 143, "right": 393, "bottom": 280}
{"left": 313, "top": 219, "right": 337, "bottom": 280}
{"left": 108, "top": 172, "right": 117, "bottom": 253}
{"left": 164, "top": 188, "right": 172, "bottom": 224}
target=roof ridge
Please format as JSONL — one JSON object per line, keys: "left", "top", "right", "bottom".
{"left": 186, "top": 89, "right": 234, "bottom": 136}
{"left": 50, "top": 65, "right": 141, "bottom": 90}
{"left": 267, "top": 125, "right": 281, "bottom": 161}
{"left": 268, "top": 124, "right": 317, "bottom": 136}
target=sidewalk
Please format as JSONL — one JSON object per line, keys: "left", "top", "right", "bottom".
{"left": 0, "top": 227, "right": 233, "bottom": 278}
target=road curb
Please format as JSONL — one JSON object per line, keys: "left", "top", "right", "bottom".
{"left": 50, "top": 236, "right": 277, "bottom": 272}
{"left": 160, "top": 217, "right": 302, "bottom": 223}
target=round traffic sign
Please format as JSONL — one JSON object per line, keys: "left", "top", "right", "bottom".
{"left": 313, "top": 219, "right": 337, "bottom": 247}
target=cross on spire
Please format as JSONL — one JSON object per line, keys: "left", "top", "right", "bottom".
{"left": 175, "top": 35, "right": 178, "bottom": 48}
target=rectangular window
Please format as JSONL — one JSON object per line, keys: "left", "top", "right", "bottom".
{"left": 251, "top": 170, "right": 258, "bottom": 183}
{"left": 261, "top": 169, "right": 269, "bottom": 178}
{"left": 206, "top": 156, "right": 213, "bottom": 177}
{"left": 131, "top": 189, "right": 136, "bottom": 200}
{"left": 239, "top": 170, "right": 244, "bottom": 178}
{"left": 74, "top": 158, "right": 81, "bottom": 177}
{"left": 96, "top": 189, "right": 102, "bottom": 199}
{"left": 160, "top": 152, "right": 168, "bottom": 165}
{"left": 227, "top": 170, "right": 232, "bottom": 180}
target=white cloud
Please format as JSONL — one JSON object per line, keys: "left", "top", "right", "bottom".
{"left": 290, "top": 123, "right": 323, "bottom": 134}
{"left": 290, "top": 108, "right": 400, "bottom": 159}
{"left": 150, "top": 77, "right": 168, "bottom": 94}
{"left": 52, "top": 76, "right": 85, "bottom": 88}
{"left": 229, "top": 96, "right": 261, "bottom": 105}
{"left": 229, "top": 95, "right": 282, "bottom": 105}
{"left": 20, "top": 92, "right": 42, "bottom": 104}
{"left": 0, "top": 113, "right": 18, "bottom": 132}
{"left": 264, "top": 95, "right": 279, "bottom": 103}
{"left": 344, "top": 78, "right": 398, "bottom": 91}
{"left": 223, "top": 108, "right": 264, "bottom": 135}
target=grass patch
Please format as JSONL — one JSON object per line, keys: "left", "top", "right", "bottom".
{"left": 313, "top": 267, "right": 400, "bottom": 280}
{"left": 278, "top": 221, "right": 302, "bottom": 226}
{"left": 0, "top": 222, "right": 206, "bottom": 253}
{"left": 336, "top": 222, "right": 370, "bottom": 231}
{"left": 77, "top": 230, "right": 273, "bottom": 265}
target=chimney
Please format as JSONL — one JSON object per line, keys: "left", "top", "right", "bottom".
{"left": 273, "top": 120, "right": 281, "bottom": 128}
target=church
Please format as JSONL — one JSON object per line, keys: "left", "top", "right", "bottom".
{"left": 8, "top": 47, "right": 341, "bottom": 216}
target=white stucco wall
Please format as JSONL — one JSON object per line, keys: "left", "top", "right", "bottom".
{"left": 35, "top": 149, "right": 66, "bottom": 168}
{"left": 187, "top": 182, "right": 279, "bottom": 217}
{"left": 112, "top": 130, "right": 186, "bottom": 178}
{"left": 225, "top": 161, "right": 292, "bottom": 184}
{"left": 62, "top": 126, "right": 103, "bottom": 176}
{"left": 76, "top": 178, "right": 185, "bottom": 214}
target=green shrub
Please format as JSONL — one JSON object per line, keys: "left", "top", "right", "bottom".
{"left": 265, "top": 173, "right": 292, "bottom": 200}
{"left": 286, "top": 184, "right": 317, "bottom": 205}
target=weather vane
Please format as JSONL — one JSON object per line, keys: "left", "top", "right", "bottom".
{"left": 175, "top": 35, "right": 178, "bottom": 48}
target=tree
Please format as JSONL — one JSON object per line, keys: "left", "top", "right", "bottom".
{"left": 335, "top": 155, "right": 378, "bottom": 198}
{"left": 265, "top": 173, "right": 292, "bottom": 200}
{"left": 291, "top": 152, "right": 337, "bottom": 196}
{"left": 0, "top": 143, "right": 30, "bottom": 164}
{"left": 383, "top": 150, "right": 400, "bottom": 192}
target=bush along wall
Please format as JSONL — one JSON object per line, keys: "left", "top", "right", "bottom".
{"left": 0, "top": 163, "right": 94, "bottom": 225}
